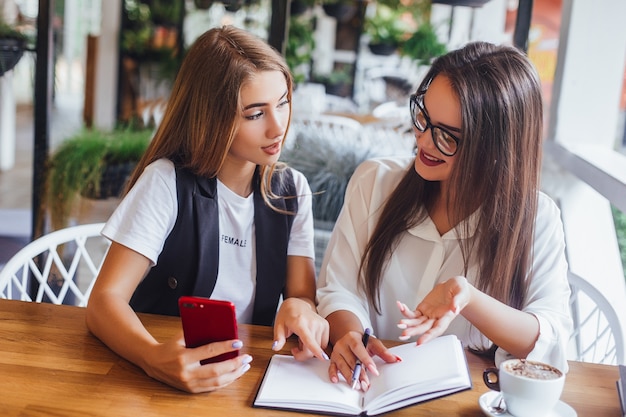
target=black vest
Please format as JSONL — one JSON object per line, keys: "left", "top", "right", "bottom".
{"left": 129, "top": 166, "right": 297, "bottom": 326}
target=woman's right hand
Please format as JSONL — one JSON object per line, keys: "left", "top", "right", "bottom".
{"left": 328, "top": 330, "right": 399, "bottom": 391}
{"left": 142, "top": 332, "right": 253, "bottom": 393}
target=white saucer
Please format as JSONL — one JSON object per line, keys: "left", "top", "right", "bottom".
{"left": 479, "top": 390, "right": 577, "bottom": 417}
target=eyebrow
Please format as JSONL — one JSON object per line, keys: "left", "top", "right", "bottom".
{"left": 243, "top": 90, "right": 288, "bottom": 111}
{"left": 438, "top": 122, "right": 461, "bottom": 134}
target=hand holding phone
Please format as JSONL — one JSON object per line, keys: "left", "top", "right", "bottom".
{"left": 178, "top": 296, "right": 239, "bottom": 364}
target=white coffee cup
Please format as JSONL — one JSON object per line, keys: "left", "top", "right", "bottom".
{"left": 483, "top": 359, "right": 565, "bottom": 417}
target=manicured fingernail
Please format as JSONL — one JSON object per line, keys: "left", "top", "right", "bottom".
{"left": 367, "top": 364, "right": 379, "bottom": 376}
{"left": 361, "top": 380, "right": 369, "bottom": 391}
{"left": 322, "top": 352, "right": 329, "bottom": 360}
{"left": 242, "top": 354, "right": 253, "bottom": 364}
{"left": 395, "top": 355, "right": 403, "bottom": 362}
{"left": 331, "top": 375, "right": 338, "bottom": 383}
{"left": 241, "top": 363, "right": 251, "bottom": 373}
{"left": 232, "top": 340, "right": 243, "bottom": 349}
{"left": 398, "top": 334, "right": 410, "bottom": 341}
{"left": 397, "top": 323, "right": 407, "bottom": 329}
{"left": 272, "top": 340, "right": 279, "bottom": 351}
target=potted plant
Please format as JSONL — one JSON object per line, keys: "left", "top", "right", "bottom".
{"left": 149, "top": 0, "right": 183, "bottom": 26}
{"left": 281, "top": 127, "right": 372, "bottom": 272}
{"left": 363, "top": 4, "right": 411, "bottom": 55}
{"left": 431, "top": 0, "right": 492, "bottom": 7}
{"left": 321, "top": 0, "right": 358, "bottom": 24}
{"left": 311, "top": 64, "right": 353, "bottom": 96}
{"left": 0, "top": 15, "right": 28, "bottom": 76}
{"left": 47, "top": 127, "right": 152, "bottom": 230}
{"left": 281, "top": 128, "right": 371, "bottom": 226}
{"left": 286, "top": 15, "right": 315, "bottom": 85}
{"left": 194, "top": 0, "right": 215, "bottom": 9}
{"left": 290, "top": 0, "right": 316, "bottom": 16}
{"left": 400, "top": 22, "right": 447, "bottom": 65}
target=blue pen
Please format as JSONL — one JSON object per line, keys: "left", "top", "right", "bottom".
{"left": 351, "top": 328, "right": 371, "bottom": 390}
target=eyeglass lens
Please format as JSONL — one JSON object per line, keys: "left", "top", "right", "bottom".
{"left": 410, "top": 96, "right": 458, "bottom": 156}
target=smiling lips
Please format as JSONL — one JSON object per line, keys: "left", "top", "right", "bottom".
{"left": 419, "top": 149, "right": 444, "bottom": 167}
{"left": 263, "top": 141, "right": 281, "bottom": 155}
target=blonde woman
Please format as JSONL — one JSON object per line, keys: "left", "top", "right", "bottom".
{"left": 86, "top": 26, "right": 328, "bottom": 393}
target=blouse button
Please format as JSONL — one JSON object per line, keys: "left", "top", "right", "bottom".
{"left": 168, "top": 276, "right": 178, "bottom": 289}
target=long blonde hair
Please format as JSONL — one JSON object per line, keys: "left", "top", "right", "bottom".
{"left": 126, "top": 26, "right": 294, "bottom": 208}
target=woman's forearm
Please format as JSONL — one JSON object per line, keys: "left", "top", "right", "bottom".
{"left": 86, "top": 293, "right": 159, "bottom": 371}
{"left": 85, "top": 242, "right": 158, "bottom": 372}
{"left": 462, "top": 284, "right": 539, "bottom": 358}
{"left": 326, "top": 310, "right": 365, "bottom": 345}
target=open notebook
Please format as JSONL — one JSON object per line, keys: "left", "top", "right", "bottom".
{"left": 253, "top": 334, "right": 472, "bottom": 416}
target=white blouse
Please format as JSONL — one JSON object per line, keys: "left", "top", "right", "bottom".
{"left": 316, "top": 156, "right": 572, "bottom": 371}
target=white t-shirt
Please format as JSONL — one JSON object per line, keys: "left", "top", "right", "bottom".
{"left": 212, "top": 180, "right": 256, "bottom": 323}
{"left": 316, "top": 156, "right": 573, "bottom": 372}
{"left": 102, "top": 158, "right": 315, "bottom": 324}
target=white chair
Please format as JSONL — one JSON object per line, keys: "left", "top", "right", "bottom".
{"left": 568, "top": 270, "right": 625, "bottom": 365}
{"left": 0, "top": 223, "right": 109, "bottom": 307}
{"left": 288, "top": 114, "right": 364, "bottom": 147}
{"left": 323, "top": 94, "right": 359, "bottom": 114}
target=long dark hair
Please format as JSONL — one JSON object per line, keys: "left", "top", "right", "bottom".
{"left": 361, "top": 42, "right": 543, "bottom": 316}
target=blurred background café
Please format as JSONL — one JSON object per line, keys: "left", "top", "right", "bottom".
{"left": 0, "top": 0, "right": 625, "bottom": 357}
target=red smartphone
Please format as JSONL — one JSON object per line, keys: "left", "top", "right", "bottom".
{"left": 178, "top": 296, "right": 239, "bottom": 364}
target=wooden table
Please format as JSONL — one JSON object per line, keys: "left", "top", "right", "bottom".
{"left": 0, "top": 299, "right": 621, "bottom": 416}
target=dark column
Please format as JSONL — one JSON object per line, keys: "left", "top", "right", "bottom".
{"left": 513, "top": 0, "right": 534, "bottom": 53}
{"left": 32, "top": 0, "right": 54, "bottom": 240}
{"left": 268, "top": 0, "right": 289, "bottom": 54}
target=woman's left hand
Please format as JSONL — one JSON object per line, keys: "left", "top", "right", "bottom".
{"left": 397, "top": 276, "right": 471, "bottom": 345}
{"left": 272, "top": 297, "right": 330, "bottom": 361}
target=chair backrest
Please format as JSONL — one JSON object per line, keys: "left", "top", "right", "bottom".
{"left": 568, "top": 270, "right": 625, "bottom": 365}
{"left": 290, "top": 113, "right": 364, "bottom": 144}
{"left": 0, "top": 223, "right": 109, "bottom": 307}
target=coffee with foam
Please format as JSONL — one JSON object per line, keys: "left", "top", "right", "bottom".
{"left": 503, "top": 359, "right": 562, "bottom": 380}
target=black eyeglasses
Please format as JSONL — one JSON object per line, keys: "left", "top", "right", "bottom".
{"left": 409, "top": 94, "right": 460, "bottom": 157}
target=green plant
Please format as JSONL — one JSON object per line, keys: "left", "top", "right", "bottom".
{"left": 150, "top": 0, "right": 183, "bottom": 25}
{"left": 612, "top": 205, "right": 626, "bottom": 280}
{"left": 0, "top": 13, "right": 31, "bottom": 76}
{"left": 310, "top": 64, "right": 353, "bottom": 95}
{"left": 286, "top": 15, "right": 315, "bottom": 84}
{"left": 364, "top": 5, "right": 411, "bottom": 47}
{"left": 47, "top": 128, "right": 152, "bottom": 230}
{"left": 311, "top": 64, "right": 352, "bottom": 86}
{"left": 376, "top": 0, "right": 429, "bottom": 12}
{"left": 121, "top": 0, "right": 153, "bottom": 55}
{"left": 281, "top": 131, "right": 371, "bottom": 223}
{"left": 120, "top": 0, "right": 182, "bottom": 87}
{"left": 0, "top": 6, "right": 30, "bottom": 40}
{"left": 0, "top": 20, "right": 27, "bottom": 41}
{"left": 400, "top": 22, "right": 447, "bottom": 65}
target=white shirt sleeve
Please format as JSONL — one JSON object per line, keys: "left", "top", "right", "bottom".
{"left": 288, "top": 167, "right": 315, "bottom": 260}
{"left": 101, "top": 159, "right": 177, "bottom": 265}
{"left": 316, "top": 158, "right": 410, "bottom": 330}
